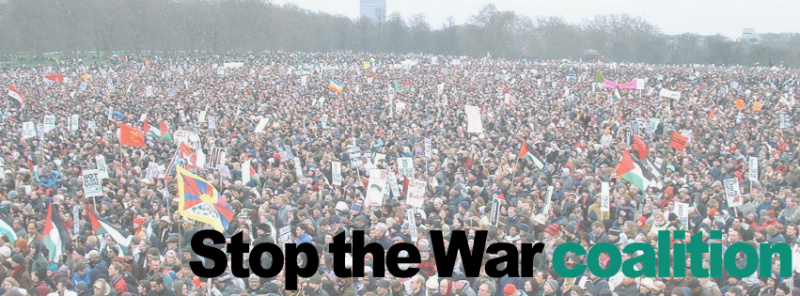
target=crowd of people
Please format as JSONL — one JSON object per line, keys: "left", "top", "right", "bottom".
{"left": 0, "top": 52, "right": 799, "bottom": 296}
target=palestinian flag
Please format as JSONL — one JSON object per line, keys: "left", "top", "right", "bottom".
{"left": 631, "top": 135, "right": 649, "bottom": 161}
{"left": 44, "top": 75, "right": 64, "bottom": 82}
{"left": 403, "top": 80, "right": 411, "bottom": 91}
{"left": 143, "top": 121, "right": 167, "bottom": 137}
{"left": 616, "top": 150, "right": 653, "bottom": 192}
{"left": 613, "top": 89, "right": 621, "bottom": 100}
{"left": 85, "top": 206, "right": 133, "bottom": 254}
{"left": 518, "top": 142, "right": 544, "bottom": 169}
{"left": 0, "top": 217, "right": 17, "bottom": 243}
{"left": 7, "top": 86, "right": 25, "bottom": 109}
{"left": 249, "top": 165, "right": 262, "bottom": 189}
{"left": 43, "top": 202, "right": 63, "bottom": 263}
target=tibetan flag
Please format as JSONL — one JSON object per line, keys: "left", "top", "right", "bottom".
{"left": 176, "top": 167, "right": 234, "bottom": 232}
{"left": 616, "top": 150, "right": 653, "bottom": 192}
{"left": 43, "top": 202, "right": 63, "bottom": 262}
{"left": 0, "top": 217, "right": 17, "bottom": 243}
{"left": 518, "top": 142, "right": 544, "bottom": 169}
{"left": 670, "top": 131, "right": 688, "bottom": 151}
{"left": 85, "top": 206, "right": 133, "bottom": 254}
{"left": 45, "top": 75, "right": 64, "bottom": 82}
{"left": 119, "top": 124, "right": 145, "bottom": 147}
{"left": 631, "top": 135, "right": 649, "bottom": 161}
{"left": 7, "top": 86, "right": 25, "bottom": 109}
{"left": 328, "top": 79, "right": 343, "bottom": 92}
{"left": 708, "top": 109, "right": 716, "bottom": 121}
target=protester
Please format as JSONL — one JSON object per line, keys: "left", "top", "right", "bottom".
{"left": 0, "top": 53, "right": 799, "bottom": 296}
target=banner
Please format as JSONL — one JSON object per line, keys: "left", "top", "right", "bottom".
{"left": 465, "top": 105, "right": 483, "bottom": 134}
{"left": 659, "top": 89, "right": 681, "bottom": 100}
{"left": 44, "top": 115, "right": 56, "bottom": 133}
{"left": 670, "top": 131, "right": 688, "bottom": 151}
{"left": 600, "top": 182, "right": 610, "bottom": 212}
{"left": 398, "top": 157, "right": 415, "bottom": 179}
{"left": 748, "top": 157, "right": 758, "bottom": 181}
{"left": 70, "top": 114, "right": 79, "bottom": 132}
{"left": 424, "top": 138, "right": 432, "bottom": 159}
{"left": 366, "top": 169, "right": 388, "bottom": 207}
{"left": 674, "top": 201, "right": 689, "bottom": 226}
{"left": 22, "top": 122, "right": 36, "bottom": 139}
{"left": 82, "top": 169, "right": 103, "bottom": 198}
{"left": 293, "top": 157, "right": 303, "bottom": 178}
{"left": 331, "top": 161, "right": 342, "bottom": 186}
{"left": 406, "top": 178, "right": 426, "bottom": 208}
{"left": 604, "top": 79, "right": 618, "bottom": 88}
{"left": 96, "top": 155, "right": 109, "bottom": 179}
{"left": 724, "top": 178, "right": 742, "bottom": 207}
{"left": 617, "top": 80, "right": 637, "bottom": 89}
{"left": 387, "top": 172, "right": 400, "bottom": 198}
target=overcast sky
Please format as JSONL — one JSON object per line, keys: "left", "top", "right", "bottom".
{"left": 270, "top": 0, "right": 798, "bottom": 39}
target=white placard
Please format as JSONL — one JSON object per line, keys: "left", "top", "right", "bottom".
{"left": 437, "top": 83, "right": 444, "bottom": 95}
{"left": 217, "top": 165, "right": 232, "bottom": 180}
{"left": 44, "top": 115, "right": 56, "bottom": 133}
{"left": 465, "top": 105, "right": 483, "bottom": 133}
{"left": 407, "top": 208, "right": 418, "bottom": 242}
{"left": 145, "top": 85, "right": 154, "bottom": 97}
{"left": 321, "top": 114, "right": 328, "bottom": 128}
{"left": 674, "top": 201, "right": 689, "bottom": 226}
{"left": 374, "top": 153, "right": 386, "bottom": 164}
{"left": 279, "top": 226, "right": 292, "bottom": 245}
{"left": 654, "top": 157, "right": 663, "bottom": 168}
{"left": 366, "top": 169, "right": 388, "bottom": 207}
{"left": 659, "top": 89, "right": 681, "bottom": 100}
{"left": 387, "top": 172, "right": 400, "bottom": 198}
{"left": 108, "top": 107, "right": 114, "bottom": 120}
{"left": 241, "top": 160, "right": 251, "bottom": 184}
{"left": 37, "top": 123, "right": 44, "bottom": 140}
{"left": 70, "top": 114, "right": 79, "bottom": 131}
{"left": 331, "top": 162, "right": 342, "bottom": 186}
{"left": 22, "top": 122, "right": 36, "bottom": 139}
{"left": 348, "top": 147, "right": 363, "bottom": 168}
{"left": 82, "top": 169, "right": 103, "bottom": 198}
{"left": 96, "top": 155, "right": 109, "bottom": 179}
{"left": 635, "top": 78, "right": 646, "bottom": 90}
{"left": 424, "top": 138, "right": 432, "bottom": 159}
{"left": 542, "top": 186, "right": 554, "bottom": 215}
{"left": 748, "top": 157, "right": 758, "bottom": 181}
{"left": 398, "top": 157, "right": 415, "bottom": 179}
{"left": 87, "top": 121, "right": 96, "bottom": 134}
{"left": 293, "top": 157, "right": 303, "bottom": 178}
{"left": 406, "top": 178, "right": 426, "bottom": 209}
{"left": 724, "top": 178, "right": 742, "bottom": 206}
{"left": 396, "top": 102, "right": 406, "bottom": 111}
{"left": 198, "top": 110, "right": 207, "bottom": 123}
{"left": 255, "top": 117, "right": 270, "bottom": 133}
{"left": 600, "top": 182, "right": 610, "bottom": 212}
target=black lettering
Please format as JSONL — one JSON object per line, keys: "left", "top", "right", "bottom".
{"left": 330, "top": 231, "right": 352, "bottom": 277}
{"left": 521, "top": 243, "right": 545, "bottom": 277}
{"left": 353, "top": 230, "right": 386, "bottom": 277}
{"left": 285, "top": 243, "right": 319, "bottom": 290}
{"left": 228, "top": 232, "right": 249, "bottom": 277}
{"left": 190, "top": 230, "right": 226, "bottom": 278}
{"left": 485, "top": 243, "right": 519, "bottom": 277}
{"left": 431, "top": 230, "right": 486, "bottom": 277}
{"left": 386, "top": 243, "right": 420, "bottom": 278}
{"left": 249, "top": 241, "right": 284, "bottom": 278}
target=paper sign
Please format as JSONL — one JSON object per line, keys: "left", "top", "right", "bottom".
{"left": 348, "top": 147, "right": 362, "bottom": 168}
{"left": 22, "top": 122, "right": 36, "bottom": 139}
{"left": 748, "top": 157, "right": 758, "bottom": 181}
{"left": 82, "top": 169, "right": 103, "bottom": 198}
{"left": 70, "top": 114, "right": 79, "bottom": 131}
{"left": 465, "top": 105, "right": 483, "bottom": 133}
{"left": 387, "top": 172, "right": 400, "bottom": 198}
{"left": 542, "top": 186, "right": 554, "bottom": 214}
{"left": 406, "top": 179, "right": 426, "bottom": 208}
{"left": 674, "top": 201, "right": 689, "bottom": 226}
{"left": 293, "top": 157, "right": 303, "bottom": 178}
{"left": 398, "top": 157, "right": 415, "bottom": 179}
{"left": 331, "top": 162, "right": 342, "bottom": 186}
{"left": 96, "top": 155, "right": 109, "bottom": 179}
{"left": 255, "top": 117, "right": 270, "bottom": 133}
{"left": 659, "top": 89, "right": 681, "bottom": 100}
{"left": 600, "top": 182, "right": 610, "bottom": 212}
{"left": 724, "top": 178, "right": 742, "bottom": 206}
{"left": 242, "top": 160, "right": 251, "bottom": 184}
{"left": 44, "top": 115, "right": 56, "bottom": 133}
{"left": 424, "top": 138, "right": 432, "bottom": 159}
{"left": 366, "top": 169, "right": 388, "bottom": 207}
{"left": 407, "top": 209, "right": 418, "bottom": 243}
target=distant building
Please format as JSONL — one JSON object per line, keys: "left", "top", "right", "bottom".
{"left": 360, "top": 0, "right": 386, "bottom": 23}
{"left": 739, "top": 28, "right": 797, "bottom": 43}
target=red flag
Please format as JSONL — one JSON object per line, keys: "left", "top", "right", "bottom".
{"left": 370, "top": 71, "right": 376, "bottom": 78}
{"left": 669, "top": 131, "right": 688, "bottom": 151}
{"left": 119, "top": 124, "right": 145, "bottom": 147}
{"left": 708, "top": 109, "right": 716, "bottom": 121}
{"left": 631, "top": 135, "right": 649, "bottom": 161}
{"left": 44, "top": 75, "right": 64, "bottom": 82}
{"left": 160, "top": 121, "right": 169, "bottom": 135}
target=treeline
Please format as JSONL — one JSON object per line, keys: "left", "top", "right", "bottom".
{"left": 2, "top": 0, "right": 800, "bottom": 66}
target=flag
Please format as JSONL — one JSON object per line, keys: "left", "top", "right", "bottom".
{"left": 119, "top": 124, "right": 145, "bottom": 147}
{"left": 167, "top": 142, "right": 199, "bottom": 173}
{"left": 43, "top": 202, "right": 63, "bottom": 262}
{"left": 518, "top": 142, "right": 544, "bottom": 169}
{"left": 249, "top": 165, "right": 261, "bottom": 189}
{"left": 613, "top": 89, "right": 621, "bottom": 100}
{"left": 328, "top": 79, "right": 343, "bottom": 92}
{"left": 403, "top": 80, "right": 411, "bottom": 91}
{"left": 616, "top": 150, "right": 652, "bottom": 192}
{"left": 0, "top": 217, "right": 17, "bottom": 243}
{"left": 670, "top": 131, "right": 688, "bottom": 151}
{"left": 160, "top": 121, "right": 169, "bottom": 136}
{"left": 7, "top": 86, "right": 25, "bottom": 109}
{"left": 708, "top": 109, "right": 716, "bottom": 121}
{"left": 176, "top": 167, "right": 234, "bottom": 232}
{"left": 85, "top": 206, "right": 133, "bottom": 254}
{"left": 394, "top": 80, "right": 401, "bottom": 91}
{"left": 595, "top": 72, "right": 605, "bottom": 83}
{"left": 44, "top": 75, "right": 64, "bottom": 82}
{"left": 504, "top": 93, "right": 517, "bottom": 107}
{"left": 735, "top": 99, "right": 745, "bottom": 110}
{"left": 631, "top": 135, "right": 649, "bottom": 161}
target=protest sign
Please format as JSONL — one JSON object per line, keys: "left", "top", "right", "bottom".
{"left": 406, "top": 178, "right": 426, "bottom": 208}
{"left": 724, "top": 178, "right": 742, "bottom": 206}
{"left": 82, "top": 169, "right": 103, "bottom": 198}
{"left": 600, "top": 182, "right": 610, "bottom": 212}
{"left": 398, "top": 157, "right": 414, "bottom": 179}
{"left": 331, "top": 161, "right": 342, "bottom": 186}
{"left": 465, "top": 105, "right": 483, "bottom": 133}
{"left": 366, "top": 169, "right": 388, "bottom": 207}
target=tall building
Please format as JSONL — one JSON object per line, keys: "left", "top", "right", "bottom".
{"left": 360, "top": 0, "right": 386, "bottom": 23}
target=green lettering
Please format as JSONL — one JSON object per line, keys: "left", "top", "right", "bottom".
{"left": 622, "top": 243, "right": 656, "bottom": 277}
{"left": 657, "top": 230, "right": 672, "bottom": 276}
{"left": 588, "top": 243, "right": 621, "bottom": 278}
{"left": 724, "top": 243, "right": 758, "bottom": 278}
{"left": 759, "top": 243, "right": 792, "bottom": 277}
{"left": 552, "top": 243, "right": 586, "bottom": 278}
{"left": 688, "top": 232, "right": 709, "bottom": 277}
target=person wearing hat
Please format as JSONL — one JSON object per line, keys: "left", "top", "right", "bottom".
{"left": 451, "top": 273, "right": 476, "bottom": 296}
{"left": 9, "top": 253, "right": 30, "bottom": 288}
{"left": 376, "top": 279, "right": 392, "bottom": 296}
{"left": 638, "top": 278, "right": 656, "bottom": 296}
{"left": 503, "top": 283, "right": 525, "bottom": 296}
{"left": 543, "top": 279, "right": 558, "bottom": 296}
{"left": 74, "top": 281, "right": 91, "bottom": 296}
